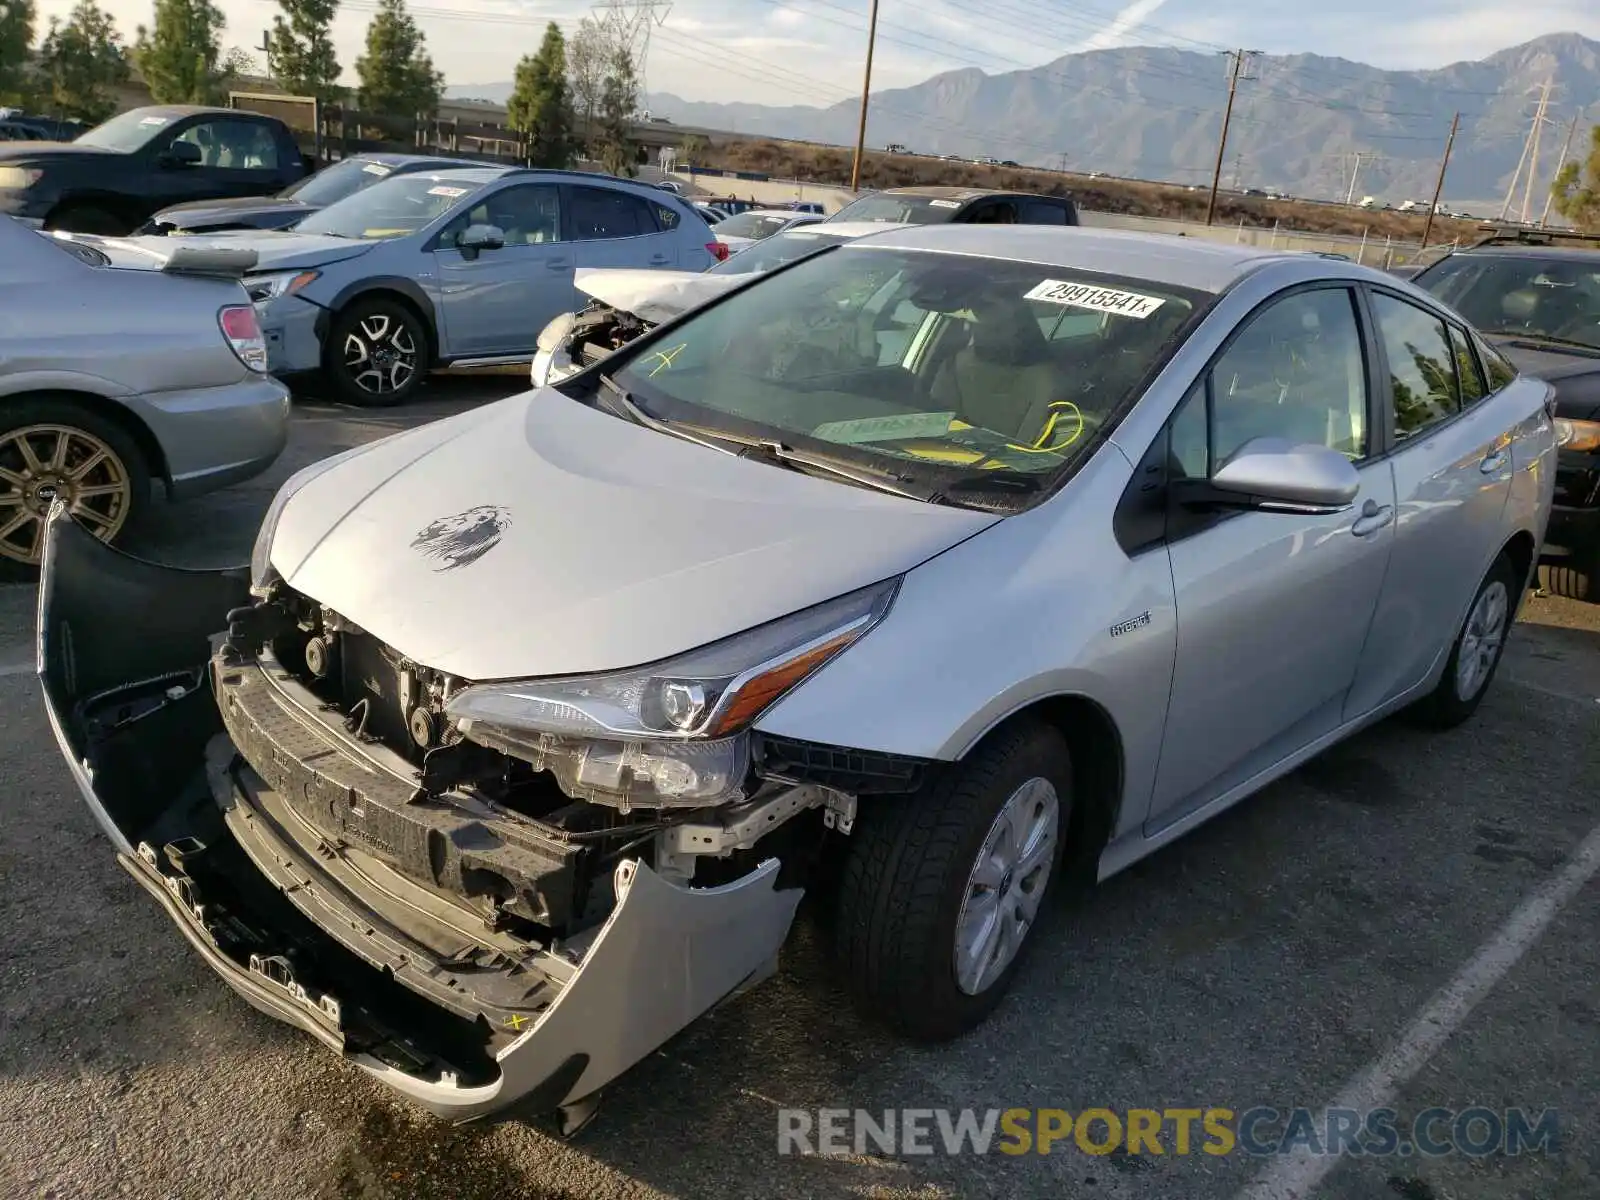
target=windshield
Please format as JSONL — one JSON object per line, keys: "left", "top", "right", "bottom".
{"left": 709, "top": 229, "right": 857, "bottom": 276}
{"left": 610, "top": 247, "right": 1203, "bottom": 501}
{"left": 75, "top": 109, "right": 174, "bottom": 152}
{"left": 296, "top": 173, "right": 485, "bottom": 239}
{"left": 830, "top": 194, "right": 962, "bottom": 224}
{"left": 283, "top": 157, "right": 401, "bottom": 206}
{"left": 1416, "top": 254, "right": 1600, "bottom": 351}
{"left": 715, "top": 212, "right": 795, "bottom": 240}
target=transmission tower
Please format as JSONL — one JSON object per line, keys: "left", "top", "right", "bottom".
{"left": 591, "top": 0, "right": 673, "bottom": 102}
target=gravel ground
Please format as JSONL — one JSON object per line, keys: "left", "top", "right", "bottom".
{"left": 2, "top": 379, "right": 1596, "bottom": 1200}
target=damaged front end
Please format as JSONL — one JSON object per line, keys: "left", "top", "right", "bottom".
{"left": 35, "top": 508, "right": 890, "bottom": 1127}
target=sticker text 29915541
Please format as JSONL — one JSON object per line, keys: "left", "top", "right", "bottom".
{"left": 1024, "top": 279, "right": 1167, "bottom": 319}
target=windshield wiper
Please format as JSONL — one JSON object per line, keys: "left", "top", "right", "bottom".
{"left": 596, "top": 376, "right": 929, "bottom": 502}
{"left": 1479, "top": 329, "right": 1600, "bottom": 355}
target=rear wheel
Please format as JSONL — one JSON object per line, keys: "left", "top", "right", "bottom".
{"left": 323, "top": 298, "right": 430, "bottom": 408}
{"left": 1409, "top": 551, "right": 1518, "bottom": 729}
{"left": 0, "top": 398, "right": 149, "bottom": 582}
{"left": 833, "top": 720, "right": 1070, "bottom": 1040}
{"left": 44, "top": 204, "right": 130, "bottom": 236}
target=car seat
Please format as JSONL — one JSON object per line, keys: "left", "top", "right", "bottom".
{"left": 930, "top": 298, "right": 1059, "bottom": 443}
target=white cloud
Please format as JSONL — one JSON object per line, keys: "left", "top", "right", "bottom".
{"left": 1078, "top": 0, "right": 1171, "bottom": 53}
{"left": 767, "top": 6, "right": 804, "bottom": 30}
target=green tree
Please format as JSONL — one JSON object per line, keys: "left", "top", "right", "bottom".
{"left": 566, "top": 15, "right": 614, "bottom": 153}
{"left": 135, "top": 0, "right": 230, "bottom": 104}
{"left": 266, "top": 0, "right": 340, "bottom": 99}
{"left": 1550, "top": 124, "right": 1600, "bottom": 233}
{"left": 355, "top": 0, "right": 441, "bottom": 117}
{"left": 594, "top": 46, "right": 638, "bottom": 177}
{"left": 507, "top": 22, "right": 575, "bottom": 168}
{"left": 35, "top": 0, "right": 127, "bottom": 123}
{"left": 0, "top": 0, "right": 35, "bottom": 105}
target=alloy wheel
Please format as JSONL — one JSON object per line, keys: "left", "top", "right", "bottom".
{"left": 953, "top": 775, "right": 1060, "bottom": 996}
{"left": 0, "top": 423, "right": 132, "bottom": 565}
{"left": 343, "top": 313, "right": 419, "bottom": 396}
{"left": 1455, "top": 579, "right": 1509, "bottom": 701}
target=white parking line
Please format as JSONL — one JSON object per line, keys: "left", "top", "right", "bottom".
{"left": 1236, "top": 817, "right": 1600, "bottom": 1200}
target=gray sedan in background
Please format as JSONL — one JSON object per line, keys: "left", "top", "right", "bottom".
{"left": 0, "top": 216, "right": 288, "bottom": 578}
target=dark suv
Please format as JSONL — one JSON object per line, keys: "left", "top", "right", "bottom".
{"left": 827, "top": 186, "right": 1079, "bottom": 227}
{"left": 1411, "top": 228, "right": 1600, "bottom": 598}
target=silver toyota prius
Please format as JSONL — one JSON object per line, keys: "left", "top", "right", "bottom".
{"left": 38, "top": 226, "right": 1555, "bottom": 1130}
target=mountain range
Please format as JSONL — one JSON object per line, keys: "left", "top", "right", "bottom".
{"left": 447, "top": 32, "right": 1600, "bottom": 207}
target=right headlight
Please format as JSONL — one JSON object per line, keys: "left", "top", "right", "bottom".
{"left": 444, "top": 578, "right": 900, "bottom": 808}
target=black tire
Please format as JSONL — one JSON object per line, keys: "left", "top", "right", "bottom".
{"left": 323, "top": 297, "right": 430, "bottom": 408}
{"left": 1408, "top": 551, "right": 1519, "bottom": 729}
{"left": 1537, "top": 549, "right": 1597, "bottom": 603}
{"left": 44, "top": 204, "right": 131, "bottom": 236}
{"left": 0, "top": 396, "right": 150, "bottom": 583}
{"left": 834, "top": 720, "right": 1071, "bottom": 1041}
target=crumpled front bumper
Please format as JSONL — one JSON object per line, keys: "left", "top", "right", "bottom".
{"left": 36, "top": 509, "right": 803, "bottom": 1124}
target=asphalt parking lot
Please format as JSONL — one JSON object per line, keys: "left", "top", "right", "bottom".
{"left": 2, "top": 376, "right": 1598, "bottom": 1200}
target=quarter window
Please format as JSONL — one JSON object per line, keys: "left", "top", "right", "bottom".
{"left": 1372, "top": 293, "right": 1460, "bottom": 439}
{"left": 1206, "top": 287, "right": 1370, "bottom": 465}
{"left": 1477, "top": 336, "right": 1518, "bottom": 392}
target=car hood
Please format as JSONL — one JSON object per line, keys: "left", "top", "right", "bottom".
{"left": 270, "top": 389, "right": 996, "bottom": 681}
{"left": 89, "top": 228, "right": 377, "bottom": 272}
{"left": 1492, "top": 338, "right": 1600, "bottom": 419}
{"left": 573, "top": 267, "right": 741, "bottom": 324}
{"left": 155, "top": 195, "right": 309, "bottom": 223}
{"left": 0, "top": 141, "right": 117, "bottom": 164}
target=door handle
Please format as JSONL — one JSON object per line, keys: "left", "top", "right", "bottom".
{"left": 1351, "top": 501, "right": 1394, "bottom": 537}
{"left": 649, "top": 254, "right": 670, "bottom": 264}
{"left": 546, "top": 259, "right": 571, "bottom": 270}
{"left": 1480, "top": 449, "right": 1507, "bottom": 474}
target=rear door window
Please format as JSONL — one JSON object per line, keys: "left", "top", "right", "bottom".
{"left": 1019, "top": 200, "right": 1069, "bottom": 225}
{"left": 568, "top": 186, "right": 659, "bottom": 239}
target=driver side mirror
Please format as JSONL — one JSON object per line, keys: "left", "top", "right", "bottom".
{"left": 159, "top": 141, "right": 203, "bottom": 169}
{"left": 1173, "top": 438, "right": 1360, "bottom": 515}
{"left": 457, "top": 223, "right": 504, "bottom": 260}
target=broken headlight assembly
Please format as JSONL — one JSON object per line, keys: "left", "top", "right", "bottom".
{"left": 445, "top": 578, "right": 900, "bottom": 810}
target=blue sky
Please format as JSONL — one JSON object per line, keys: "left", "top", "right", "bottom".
{"left": 35, "top": 0, "right": 1600, "bottom": 103}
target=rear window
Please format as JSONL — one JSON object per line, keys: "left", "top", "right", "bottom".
{"left": 708, "top": 229, "right": 856, "bottom": 275}
{"left": 715, "top": 212, "right": 793, "bottom": 240}
{"left": 610, "top": 246, "right": 1205, "bottom": 506}
{"left": 829, "top": 194, "right": 966, "bottom": 224}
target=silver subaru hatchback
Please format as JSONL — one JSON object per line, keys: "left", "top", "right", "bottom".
{"left": 39, "top": 226, "right": 1554, "bottom": 1129}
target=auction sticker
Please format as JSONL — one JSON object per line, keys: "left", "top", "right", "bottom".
{"left": 363, "top": 162, "right": 393, "bottom": 175}
{"left": 1024, "top": 278, "right": 1166, "bottom": 319}
{"left": 927, "top": 199, "right": 961, "bottom": 209}
{"left": 139, "top": 116, "right": 169, "bottom": 126}
{"left": 428, "top": 185, "right": 469, "bottom": 197}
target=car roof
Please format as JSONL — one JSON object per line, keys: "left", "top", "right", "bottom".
{"left": 128, "top": 104, "right": 256, "bottom": 120}
{"left": 357, "top": 152, "right": 479, "bottom": 168}
{"left": 1451, "top": 245, "right": 1600, "bottom": 260}
{"left": 871, "top": 186, "right": 1060, "bottom": 202}
{"left": 403, "top": 166, "right": 519, "bottom": 185}
{"left": 836, "top": 225, "right": 1313, "bottom": 293}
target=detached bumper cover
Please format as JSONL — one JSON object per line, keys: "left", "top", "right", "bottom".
{"left": 36, "top": 510, "right": 803, "bottom": 1122}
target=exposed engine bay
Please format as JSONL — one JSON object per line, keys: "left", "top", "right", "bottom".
{"left": 562, "top": 301, "right": 654, "bottom": 374}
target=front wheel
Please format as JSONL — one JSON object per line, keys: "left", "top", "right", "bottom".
{"left": 0, "top": 397, "right": 149, "bottom": 582}
{"left": 323, "top": 298, "right": 430, "bottom": 408}
{"left": 833, "top": 720, "right": 1071, "bottom": 1040}
{"left": 1408, "top": 551, "right": 1519, "bottom": 729}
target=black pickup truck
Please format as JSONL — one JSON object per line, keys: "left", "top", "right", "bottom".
{"left": 0, "top": 104, "right": 311, "bottom": 235}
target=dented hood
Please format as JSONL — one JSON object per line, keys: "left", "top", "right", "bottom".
{"left": 573, "top": 267, "right": 741, "bottom": 325}
{"left": 269, "top": 390, "right": 996, "bottom": 681}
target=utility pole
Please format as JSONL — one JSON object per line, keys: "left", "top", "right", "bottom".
{"left": 1501, "top": 79, "right": 1554, "bottom": 222}
{"left": 1344, "top": 151, "right": 1371, "bottom": 205}
{"left": 1058, "top": 151, "right": 1069, "bottom": 173}
{"left": 1540, "top": 108, "right": 1583, "bottom": 227}
{"left": 1205, "top": 48, "right": 1257, "bottom": 226}
{"left": 848, "top": 0, "right": 880, "bottom": 192}
{"left": 1520, "top": 78, "right": 1555, "bottom": 224}
{"left": 1420, "top": 112, "right": 1459, "bottom": 251}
